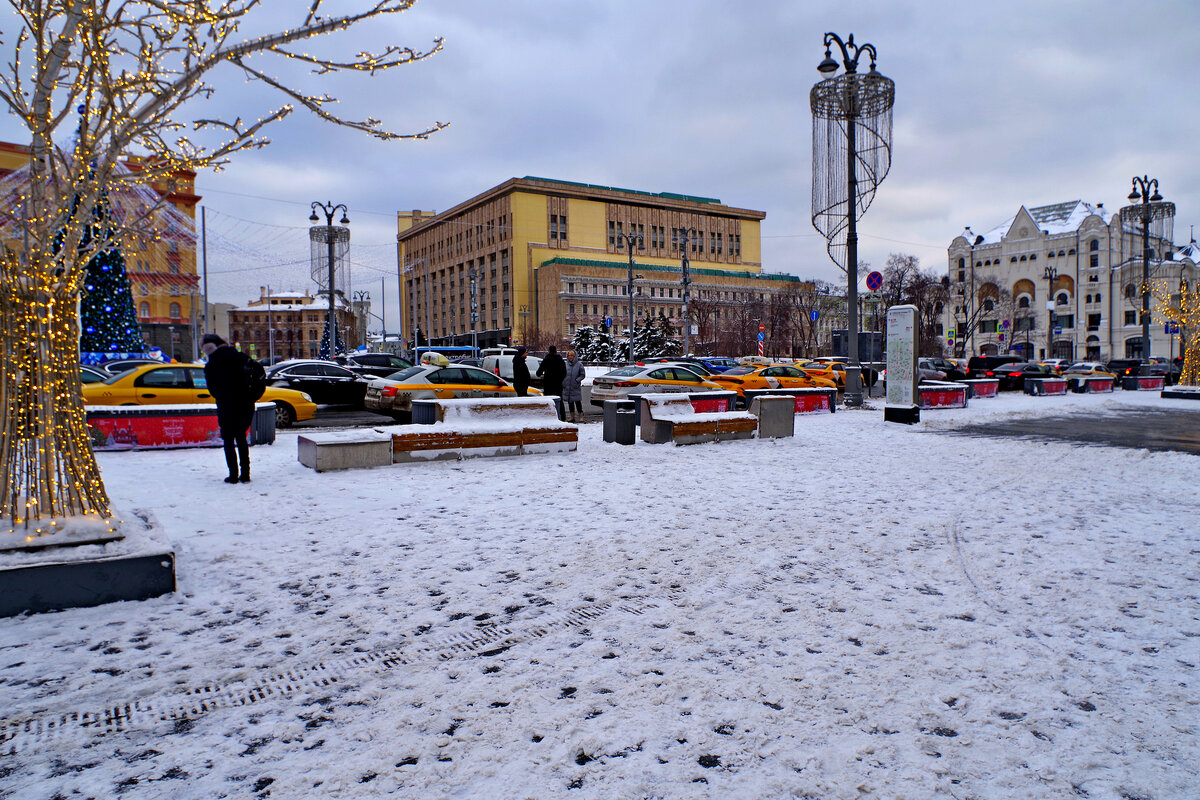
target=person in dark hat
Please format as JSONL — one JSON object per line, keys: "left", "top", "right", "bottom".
{"left": 512, "top": 345, "right": 531, "bottom": 397}
{"left": 536, "top": 345, "right": 567, "bottom": 418}
{"left": 202, "top": 333, "right": 253, "bottom": 484}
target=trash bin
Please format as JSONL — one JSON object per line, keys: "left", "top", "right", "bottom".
{"left": 603, "top": 399, "right": 636, "bottom": 445}
{"left": 251, "top": 402, "right": 276, "bottom": 445}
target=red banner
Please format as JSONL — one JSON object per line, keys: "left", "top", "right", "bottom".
{"left": 794, "top": 394, "right": 832, "bottom": 414}
{"left": 88, "top": 413, "right": 225, "bottom": 450}
{"left": 690, "top": 397, "right": 729, "bottom": 413}
{"left": 968, "top": 381, "right": 999, "bottom": 398}
{"left": 1135, "top": 377, "right": 1165, "bottom": 391}
{"left": 919, "top": 388, "right": 968, "bottom": 409}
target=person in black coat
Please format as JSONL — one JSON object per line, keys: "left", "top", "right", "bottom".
{"left": 536, "top": 345, "right": 567, "bottom": 419}
{"left": 512, "top": 345, "right": 532, "bottom": 397}
{"left": 202, "top": 333, "right": 253, "bottom": 484}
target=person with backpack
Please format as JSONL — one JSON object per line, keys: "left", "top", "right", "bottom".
{"left": 202, "top": 333, "right": 260, "bottom": 484}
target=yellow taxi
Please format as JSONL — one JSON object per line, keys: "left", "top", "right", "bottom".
{"left": 364, "top": 359, "right": 541, "bottom": 422}
{"left": 82, "top": 362, "right": 317, "bottom": 427}
{"left": 708, "top": 363, "right": 836, "bottom": 403}
{"left": 794, "top": 360, "right": 843, "bottom": 388}
{"left": 589, "top": 363, "right": 722, "bottom": 407}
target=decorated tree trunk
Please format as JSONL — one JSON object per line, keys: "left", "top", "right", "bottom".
{"left": 0, "top": 250, "right": 112, "bottom": 536}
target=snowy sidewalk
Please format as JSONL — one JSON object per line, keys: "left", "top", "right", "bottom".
{"left": 1, "top": 391, "right": 1197, "bottom": 799}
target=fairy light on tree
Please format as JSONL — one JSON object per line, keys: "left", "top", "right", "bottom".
{"left": 0, "top": 1, "right": 446, "bottom": 540}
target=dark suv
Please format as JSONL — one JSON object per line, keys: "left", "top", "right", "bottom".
{"left": 967, "top": 355, "right": 1022, "bottom": 378}
{"left": 1105, "top": 359, "right": 1166, "bottom": 379}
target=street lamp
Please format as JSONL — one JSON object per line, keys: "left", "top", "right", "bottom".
{"left": 966, "top": 233, "right": 983, "bottom": 357}
{"left": 1120, "top": 177, "right": 1175, "bottom": 361}
{"left": 468, "top": 264, "right": 479, "bottom": 355}
{"left": 1043, "top": 266, "right": 1057, "bottom": 360}
{"left": 811, "top": 32, "right": 895, "bottom": 406}
{"left": 677, "top": 227, "right": 697, "bottom": 356}
{"left": 353, "top": 290, "right": 370, "bottom": 348}
{"left": 616, "top": 229, "right": 645, "bottom": 362}
{"left": 309, "top": 201, "right": 349, "bottom": 358}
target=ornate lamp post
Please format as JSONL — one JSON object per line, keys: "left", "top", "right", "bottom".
{"left": 1120, "top": 177, "right": 1174, "bottom": 361}
{"left": 353, "top": 290, "right": 370, "bottom": 348}
{"left": 966, "top": 233, "right": 983, "bottom": 358}
{"left": 616, "top": 229, "right": 644, "bottom": 362}
{"left": 811, "top": 32, "right": 895, "bottom": 406}
{"left": 309, "top": 201, "right": 349, "bottom": 358}
{"left": 677, "top": 227, "right": 697, "bottom": 356}
{"left": 1043, "top": 265, "right": 1057, "bottom": 360}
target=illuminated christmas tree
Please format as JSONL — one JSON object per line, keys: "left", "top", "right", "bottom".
{"left": 80, "top": 244, "right": 143, "bottom": 354}
{"left": 319, "top": 321, "right": 346, "bottom": 360}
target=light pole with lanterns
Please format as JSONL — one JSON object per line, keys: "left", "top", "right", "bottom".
{"left": 616, "top": 229, "right": 644, "bottom": 362}
{"left": 309, "top": 201, "right": 349, "bottom": 358}
{"left": 1120, "top": 176, "right": 1174, "bottom": 361}
{"left": 677, "top": 227, "right": 697, "bottom": 356}
{"left": 1043, "top": 265, "right": 1057, "bottom": 360}
{"left": 811, "top": 32, "right": 895, "bottom": 406}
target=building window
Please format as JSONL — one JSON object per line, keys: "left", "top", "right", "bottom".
{"left": 1056, "top": 293, "right": 1069, "bottom": 306}
{"left": 1088, "top": 313, "right": 1101, "bottom": 331}
{"left": 1018, "top": 296, "right": 1030, "bottom": 308}
{"left": 979, "top": 320, "right": 998, "bottom": 333}
{"left": 568, "top": 304, "right": 574, "bottom": 314}
{"left": 169, "top": 302, "right": 181, "bottom": 319}
{"left": 983, "top": 299, "right": 995, "bottom": 312}
{"left": 549, "top": 214, "right": 560, "bottom": 240}
{"left": 1014, "top": 317, "right": 1036, "bottom": 332}
{"left": 1085, "top": 294, "right": 1092, "bottom": 303}
{"left": 139, "top": 302, "right": 150, "bottom": 318}
{"left": 1089, "top": 239, "right": 1099, "bottom": 251}
{"left": 1124, "top": 283, "right": 1137, "bottom": 299}
{"left": 1090, "top": 254, "right": 1099, "bottom": 268}
{"left": 1125, "top": 310, "right": 1137, "bottom": 325}
{"left": 1095, "top": 293, "right": 1101, "bottom": 302}
{"left": 608, "top": 221, "right": 616, "bottom": 247}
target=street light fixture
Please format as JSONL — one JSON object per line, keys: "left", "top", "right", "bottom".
{"left": 1120, "top": 176, "right": 1174, "bottom": 361}
{"left": 310, "top": 200, "right": 349, "bottom": 358}
{"left": 1043, "top": 265, "right": 1057, "bottom": 360}
{"left": 616, "top": 229, "right": 645, "bottom": 362}
{"left": 966, "top": 233, "right": 983, "bottom": 358}
{"left": 677, "top": 227, "right": 697, "bottom": 356}
{"left": 811, "top": 32, "right": 895, "bottom": 406}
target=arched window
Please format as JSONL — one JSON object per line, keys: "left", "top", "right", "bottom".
{"left": 1124, "top": 283, "right": 1137, "bottom": 299}
{"left": 1018, "top": 296, "right": 1030, "bottom": 308}
{"left": 1089, "top": 239, "right": 1099, "bottom": 251}
{"left": 138, "top": 302, "right": 149, "bottom": 318}
{"left": 1095, "top": 293, "right": 1101, "bottom": 303}
{"left": 983, "top": 299, "right": 995, "bottom": 312}
{"left": 958, "top": 257, "right": 964, "bottom": 270}
{"left": 1085, "top": 294, "right": 1092, "bottom": 303}
{"left": 169, "top": 302, "right": 181, "bottom": 318}
{"left": 1056, "top": 293, "right": 1069, "bottom": 306}
{"left": 1019, "top": 255, "right": 1027, "bottom": 262}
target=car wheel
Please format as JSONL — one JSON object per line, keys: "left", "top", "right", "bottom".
{"left": 274, "top": 402, "right": 296, "bottom": 428}
{"left": 389, "top": 410, "right": 412, "bottom": 424}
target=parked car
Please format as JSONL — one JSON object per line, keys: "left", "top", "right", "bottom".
{"left": 640, "top": 357, "right": 716, "bottom": 375}
{"left": 482, "top": 353, "right": 543, "bottom": 388}
{"left": 1059, "top": 362, "right": 1116, "bottom": 391}
{"left": 266, "top": 360, "right": 370, "bottom": 406}
{"left": 452, "top": 357, "right": 484, "bottom": 368}
{"left": 967, "top": 355, "right": 1023, "bottom": 378}
{"left": 698, "top": 357, "right": 742, "bottom": 373}
{"left": 336, "top": 352, "right": 414, "bottom": 378}
{"left": 1037, "top": 358, "right": 1071, "bottom": 374}
{"left": 363, "top": 362, "right": 536, "bottom": 423}
{"left": 82, "top": 362, "right": 317, "bottom": 427}
{"left": 99, "top": 357, "right": 163, "bottom": 376}
{"left": 797, "top": 359, "right": 880, "bottom": 388}
{"left": 925, "top": 357, "right": 968, "bottom": 381}
{"left": 988, "top": 362, "right": 1052, "bottom": 391}
{"left": 589, "top": 364, "right": 721, "bottom": 407}
{"left": 708, "top": 364, "right": 836, "bottom": 405}
{"left": 79, "top": 364, "right": 110, "bottom": 384}
{"left": 1105, "top": 359, "right": 1167, "bottom": 380}
{"left": 880, "top": 360, "right": 946, "bottom": 389}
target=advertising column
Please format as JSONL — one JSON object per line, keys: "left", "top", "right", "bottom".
{"left": 884, "top": 304, "right": 920, "bottom": 424}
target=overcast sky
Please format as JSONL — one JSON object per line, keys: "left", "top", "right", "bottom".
{"left": 5, "top": 0, "right": 1200, "bottom": 332}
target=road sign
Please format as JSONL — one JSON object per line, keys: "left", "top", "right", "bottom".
{"left": 866, "top": 271, "right": 883, "bottom": 291}
{"left": 998, "top": 333, "right": 1005, "bottom": 342}
{"left": 604, "top": 316, "right": 612, "bottom": 328}
{"left": 1053, "top": 326, "right": 1062, "bottom": 335}
{"left": 1165, "top": 322, "right": 1179, "bottom": 334}
{"left": 757, "top": 332, "right": 765, "bottom": 341}
{"left": 947, "top": 328, "right": 956, "bottom": 338}
{"left": 810, "top": 310, "right": 819, "bottom": 322}
{"left": 758, "top": 323, "right": 765, "bottom": 332}
{"left": 1001, "top": 319, "right": 1010, "bottom": 329}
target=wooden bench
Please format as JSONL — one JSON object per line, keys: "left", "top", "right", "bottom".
{"left": 391, "top": 397, "right": 577, "bottom": 463}
{"left": 638, "top": 393, "right": 757, "bottom": 445}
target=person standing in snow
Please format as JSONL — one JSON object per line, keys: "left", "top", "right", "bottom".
{"left": 202, "top": 333, "right": 254, "bottom": 484}
{"left": 536, "top": 345, "right": 567, "bottom": 418}
{"left": 512, "top": 345, "right": 532, "bottom": 397}
{"left": 563, "top": 349, "right": 586, "bottom": 423}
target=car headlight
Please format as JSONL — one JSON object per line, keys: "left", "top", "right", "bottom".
{"left": 300, "top": 393, "right": 313, "bottom": 402}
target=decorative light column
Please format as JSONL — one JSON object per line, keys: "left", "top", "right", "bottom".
{"left": 309, "top": 201, "right": 349, "bottom": 358}
{"left": 678, "top": 227, "right": 697, "bottom": 356}
{"left": 811, "top": 32, "right": 895, "bottom": 406}
{"left": 1120, "top": 177, "right": 1174, "bottom": 361}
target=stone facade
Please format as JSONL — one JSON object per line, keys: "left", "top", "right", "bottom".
{"left": 227, "top": 287, "right": 358, "bottom": 362}
{"left": 947, "top": 200, "right": 1198, "bottom": 362}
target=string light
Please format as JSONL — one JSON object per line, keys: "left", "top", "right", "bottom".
{"left": 1, "top": 1, "right": 447, "bottom": 536}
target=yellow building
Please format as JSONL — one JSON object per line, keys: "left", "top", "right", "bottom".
{"left": 0, "top": 140, "right": 200, "bottom": 359}
{"left": 397, "top": 177, "right": 800, "bottom": 350}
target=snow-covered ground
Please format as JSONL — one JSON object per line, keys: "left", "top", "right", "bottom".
{"left": 1, "top": 391, "right": 1197, "bottom": 799}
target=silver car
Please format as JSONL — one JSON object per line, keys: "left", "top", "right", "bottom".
{"left": 589, "top": 364, "right": 721, "bottom": 407}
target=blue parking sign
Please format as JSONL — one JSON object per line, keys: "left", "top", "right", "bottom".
{"left": 757, "top": 332, "right": 765, "bottom": 341}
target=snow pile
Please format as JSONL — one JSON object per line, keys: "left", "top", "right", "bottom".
{"left": 0, "top": 390, "right": 1196, "bottom": 799}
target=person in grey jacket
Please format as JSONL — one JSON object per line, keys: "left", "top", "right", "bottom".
{"left": 562, "top": 349, "right": 586, "bottom": 422}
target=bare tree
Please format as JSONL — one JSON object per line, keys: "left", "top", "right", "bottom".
{"left": 0, "top": 1, "right": 445, "bottom": 534}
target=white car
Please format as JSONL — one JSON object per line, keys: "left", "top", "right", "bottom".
{"left": 481, "top": 353, "right": 543, "bottom": 386}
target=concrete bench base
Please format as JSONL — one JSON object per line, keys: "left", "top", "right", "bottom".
{"left": 298, "top": 431, "right": 395, "bottom": 472}
{"left": 750, "top": 395, "right": 795, "bottom": 438}
{"left": 639, "top": 394, "right": 758, "bottom": 445}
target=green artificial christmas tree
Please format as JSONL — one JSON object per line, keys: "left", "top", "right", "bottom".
{"left": 319, "top": 320, "right": 346, "bottom": 359}
{"left": 80, "top": 244, "right": 144, "bottom": 354}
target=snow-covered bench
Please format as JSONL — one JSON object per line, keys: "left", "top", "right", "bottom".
{"left": 638, "top": 394, "right": 757, "bottom": 445}
{"left": 390, "top": 397, "right": 577, "bottom": 463}
{"left": 297, "top": 429, "right": 394, "bottom": 472}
